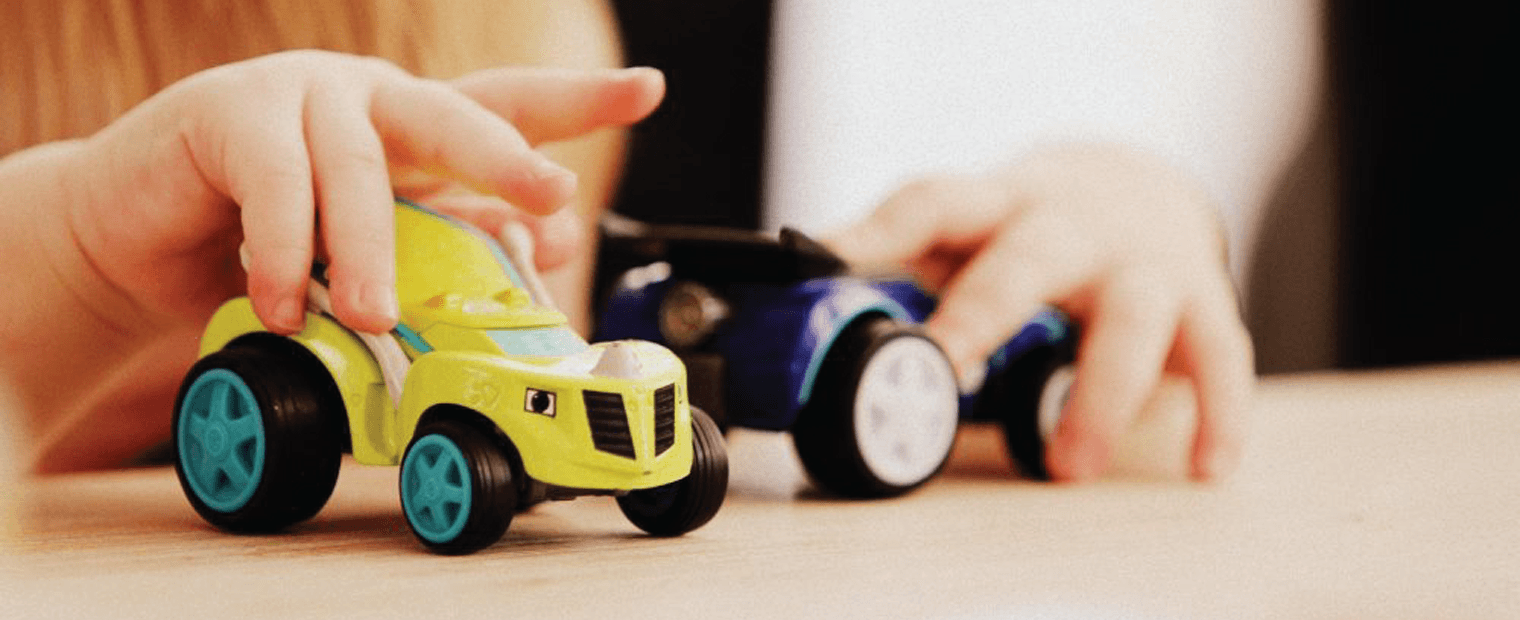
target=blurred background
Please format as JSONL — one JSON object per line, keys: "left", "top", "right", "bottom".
{"left": 605, "top": 0, "right": 1517, "bottom": 374}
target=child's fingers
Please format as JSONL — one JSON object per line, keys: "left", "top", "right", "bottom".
{"left": 305, "top": 87, "right": 399, "bottom": 334}
{"left": 1045, "top": 268, "right": 1181, "bottom": 482}
{"left": 421, "top": 191, "right": 586, "bottom": 272}
{"left": 923, "top": 207, "right": 1098, "bottom": 386}
{"left": 453, "top": 66, "right": 666, "bottom": 145}
{"left": 208, "top": 99, "right": 315, "bottom": 335}
{"left": 513, "top": 207, "right": 586, "bottom": 271}
{"left": 924, "top": 238, "right": 1054, "bottom": 389}
{"left": 372, "top": 80, "right": 577, "bottom": 214}
{"left": 827, "top": 174, "right": 1079, "bottom": 388}
{"left": 1177, "top": 284, "right": 1255, "bottom": 481}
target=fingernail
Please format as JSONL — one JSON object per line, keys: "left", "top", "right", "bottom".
{"left": 929, "top": 328, "right": 983, "bottom": 393}
{"left": 953, "top": 356, "right": 986, "bottom": 393}
{"left": 275, "top": 297, "right": 305, "bottom": 333}
{"left": 360, "top": 283, "right": 400, "bottom": 330}
{"left": 533, "top": 160, "right": 577, "bottom": 203}
{"left": 535, "top": 158, "right": 576, "bottom": 185}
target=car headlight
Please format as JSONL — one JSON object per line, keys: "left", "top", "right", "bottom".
{"left": 658, "top": 281, "right": 729, "bottom": 349}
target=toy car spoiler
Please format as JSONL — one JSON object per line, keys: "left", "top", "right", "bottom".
{"left": 598, "top": 212, "right": 848, "bottom": 285}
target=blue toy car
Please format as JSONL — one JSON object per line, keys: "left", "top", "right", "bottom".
{"left": 595, "top": 216, "right": 1076, "bottom": 497}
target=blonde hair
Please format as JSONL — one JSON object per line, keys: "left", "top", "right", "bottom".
{"left": 1, "top": 0, "right": 625, "bottom": 155}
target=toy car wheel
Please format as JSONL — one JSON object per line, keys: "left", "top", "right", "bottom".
{"left": 617, "top": 407, "right": 728, "bottom": 536}
{"left": 172, "top": 340, "right": 344, "bottom": 533}
{"left": 400, "top": 419, "right": 518, "bottom": 554}
{"left": 792, "top": 316, "right": 960, "bottom": 498}
{"left": 978, "top": 340, "right": 1077, "bottom": 480}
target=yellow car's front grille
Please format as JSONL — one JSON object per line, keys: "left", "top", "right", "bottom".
{"left": 583, "top": 384, "right": 679, "bottom": 460}
{"left": 653, "top": 384, "right": 677, "bottom": 455}
{"left": 583, "top": 390, "right": 636, "bottom": 458}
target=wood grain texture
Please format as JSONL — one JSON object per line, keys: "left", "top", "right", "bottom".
{"left": 5, "top": 364, "right": 1519, "bottom": 619}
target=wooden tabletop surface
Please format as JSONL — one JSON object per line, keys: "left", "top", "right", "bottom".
{"left": 4, "top": 363, "right": 1518, "bottom": 619}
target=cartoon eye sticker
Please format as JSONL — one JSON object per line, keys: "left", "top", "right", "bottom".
{"left": 524, "top": 388, "right": 556, "bottom": 416}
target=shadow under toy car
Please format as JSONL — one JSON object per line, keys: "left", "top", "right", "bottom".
{"left": 174, "top": 202, "right": 727, "bottom": 554}
{"left": 594, "top": 216, "right": 1075, "bottom": 498}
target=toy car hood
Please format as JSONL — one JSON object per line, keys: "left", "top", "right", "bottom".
{"left": 394, "top": 201, "right": 567, "bottom": 330}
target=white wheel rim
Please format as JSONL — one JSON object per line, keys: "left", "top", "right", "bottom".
{"left": 852, "top": 336, "right": 960, "bottom": 487}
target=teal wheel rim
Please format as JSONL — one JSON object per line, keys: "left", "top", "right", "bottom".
{"left": 401, "top": 434, "right": 473, "bottom": 543}
{"left": 177, "top": 368, "right": 267, "bottom": 512}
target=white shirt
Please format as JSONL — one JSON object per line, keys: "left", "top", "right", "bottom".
{"left": 763, "top": 0, "right": 1322, "bottom": 282}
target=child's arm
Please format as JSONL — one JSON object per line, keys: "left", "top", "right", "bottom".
{"left": 0, "top": 51, "right": 663, "bottom": 470}
{"left": 828, "top": 144, "right": 1253, "bottom": 483}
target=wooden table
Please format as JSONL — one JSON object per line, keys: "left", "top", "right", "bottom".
{"left": 4, "top": 364, "right": 1518, "bottom": 619}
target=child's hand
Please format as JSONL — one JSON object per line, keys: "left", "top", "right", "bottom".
{"left": 827, "top": 144, "right": 1254, "bottom": 483}
{"left": 69, "top": 50, "right": 663, "bottom": 337}
{"left": 1, "top": 50, "right": 662, "bottom": 472}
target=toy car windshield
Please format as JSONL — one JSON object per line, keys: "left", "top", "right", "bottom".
{"left": 486, "top": 325, "right": 589, "bottom": 357}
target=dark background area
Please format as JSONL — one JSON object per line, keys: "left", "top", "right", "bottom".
{"left": 1331, "top": 1, "right": 1519, "bottom": 368}
{"left": 609, "top": 0, "right": 772, "bottom": 230}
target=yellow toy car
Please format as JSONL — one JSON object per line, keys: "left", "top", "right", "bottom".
{"left": 172, "top": 201, "right": 727, "bottom": 554}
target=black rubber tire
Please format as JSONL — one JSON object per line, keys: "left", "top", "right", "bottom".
{"left": 172, "top": 339, "right": 344, "bottom": 533}
{"left": 399, "top": 418, "right": 519, "bottom": 555}
{"left": 791, "top": 316, "right": 959, "bottom": 498}
{"left": 977, "top": 339, "right": 1077, "bottom": 481}
{"left": 618, "top": 407, "right": 728, "bottom": 536}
